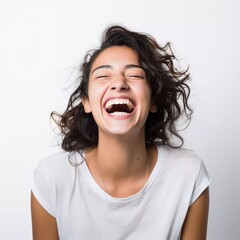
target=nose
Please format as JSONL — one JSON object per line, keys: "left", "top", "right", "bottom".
{"left": 110, "top": 75, "right": 129, "bottom": 92}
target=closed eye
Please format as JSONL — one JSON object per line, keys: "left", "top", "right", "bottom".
{"left": 127, "top": 75, "right": 144, "bottom": 79}
{"left": 96, "top": 75, "right": 109, "bottom": 79}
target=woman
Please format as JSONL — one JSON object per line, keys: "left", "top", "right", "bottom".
{"left": 31, "top": 25, "right": 210, "bottom": 240}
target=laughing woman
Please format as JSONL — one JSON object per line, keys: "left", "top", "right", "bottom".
{"left": 31, "top": 25, "right": 210, "bottom": 240}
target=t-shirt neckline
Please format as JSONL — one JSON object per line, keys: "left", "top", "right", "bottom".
{"left": 80, "top": 145, "right": 164, "bottom": 204}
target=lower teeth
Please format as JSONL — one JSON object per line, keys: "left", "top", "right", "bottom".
{"left": 110, "top": 112, "right": 129, "bottom": 116}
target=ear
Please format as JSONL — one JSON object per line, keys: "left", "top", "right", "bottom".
{"left": 150, "top": 102, "right": 157, "bottom": 113}
{"left": 82, "top": 96, "right": 92, "bottom": 113}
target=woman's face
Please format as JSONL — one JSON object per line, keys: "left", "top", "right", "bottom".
{"left": 82, "top": 46, "right": 156, "bottom": 138}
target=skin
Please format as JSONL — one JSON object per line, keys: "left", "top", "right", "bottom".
{"left": 31, "top": 192, "right": 59, "bottom": 240}
{"left": 181, "top": 188, "right": 209, "bottom": 240}
{"left": 31, "top": 46, "right": 209, "bottom": 239}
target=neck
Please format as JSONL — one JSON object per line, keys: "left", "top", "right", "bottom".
{"left": 85, "top": 132, "right": 158, "bottom": 198}
{"left": 86, "top": 132, "right": 149, "bottom": 180}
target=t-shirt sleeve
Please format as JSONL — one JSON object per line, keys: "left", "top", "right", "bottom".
{"left": 189, "top": 160, "right": 211, "bottom": 205}
{"left": 30, "top": 158, "right": 56, "bottom": 217}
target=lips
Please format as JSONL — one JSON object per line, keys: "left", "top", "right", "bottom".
{"left": 104, "top": 98, "right": 135, "bottom": 116}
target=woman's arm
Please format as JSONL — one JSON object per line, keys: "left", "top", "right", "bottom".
{"left": 181, "top": 187, "right": 210, "bottom": 240}
{"left": 31, "top": 192, "right": 59, "bottom": 240}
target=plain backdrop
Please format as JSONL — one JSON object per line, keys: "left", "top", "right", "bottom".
{"left": 1, "top": 0, "right": 239, "bottom": 239}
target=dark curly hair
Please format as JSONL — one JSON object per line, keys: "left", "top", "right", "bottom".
{"left": 51, "top": 25, "right": 192, "bottom": 153}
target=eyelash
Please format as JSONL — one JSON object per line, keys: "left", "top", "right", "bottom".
{"left": 95, "top": 74, "right": 144, "bottom": 79}
{"left": 128, "top": 75, "right": 144, "bottom": 79}
{"left": 96, "top": 75, "right": 108, "bottom": 79}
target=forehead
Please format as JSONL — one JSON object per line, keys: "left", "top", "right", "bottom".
{"left": 91, "top": 46, "right": 140, "bottom": 70}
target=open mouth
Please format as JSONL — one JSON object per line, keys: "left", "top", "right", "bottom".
{"left": 105, "top": 98, "right": 134, "bottom": 116}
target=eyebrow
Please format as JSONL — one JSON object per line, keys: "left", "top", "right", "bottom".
{"left": 91, "top": 65, "right": 112, "bottom": 75}
{"left": 91, "top": 64, "right": 144, "bottom": 75}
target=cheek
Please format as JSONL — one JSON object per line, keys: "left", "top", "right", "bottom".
{"left": 87, "top": 88, "right": 103, "bottom": 114}
{"left": 137, "top": 84, "right": 151, "bottom": 101}
{"left": 87, "top": 84, "right": 98, "bottom": 102}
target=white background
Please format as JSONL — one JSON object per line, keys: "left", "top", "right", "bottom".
{"left": 1, "top": 0, "right": 239, "bottom": 239}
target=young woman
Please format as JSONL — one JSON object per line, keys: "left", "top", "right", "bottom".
{"left": 31, "top": 25, "right": 210, "bottom": 240}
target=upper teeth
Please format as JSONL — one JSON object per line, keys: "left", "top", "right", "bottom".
{"left": 105, "top": 98, "right": 134, "bottom": 109}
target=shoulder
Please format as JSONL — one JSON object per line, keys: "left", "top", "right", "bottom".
{"left": 161, "top": 145, "right": 202, "bottom": 166}
{"left": 159, "top": 145, "right": 208, "bottom": 181}
{"left": 37, "top": 150, "right": 84, "bottom": 171}
{"left": 38, "top": 151, "right": 69, "bottom": 166}
{"left": 36, "top": 151, "right": 69, "bottom": 175}
{"left": 31, "top": 151, "right": 86, "bottom": 217}
{"left": 158, "top": 145, "right": 210, "bottom": 203}
{"left": 34, "top": 151, "right": 83, "bottom": 185}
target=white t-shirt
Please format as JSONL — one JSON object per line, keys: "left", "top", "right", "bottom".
{"left": 31, "top": 145, "right": 210, "bottom": 240}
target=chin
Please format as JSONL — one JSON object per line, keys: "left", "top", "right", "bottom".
{"left": 101, "top": 123, "right": 145, "bottom": 138}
